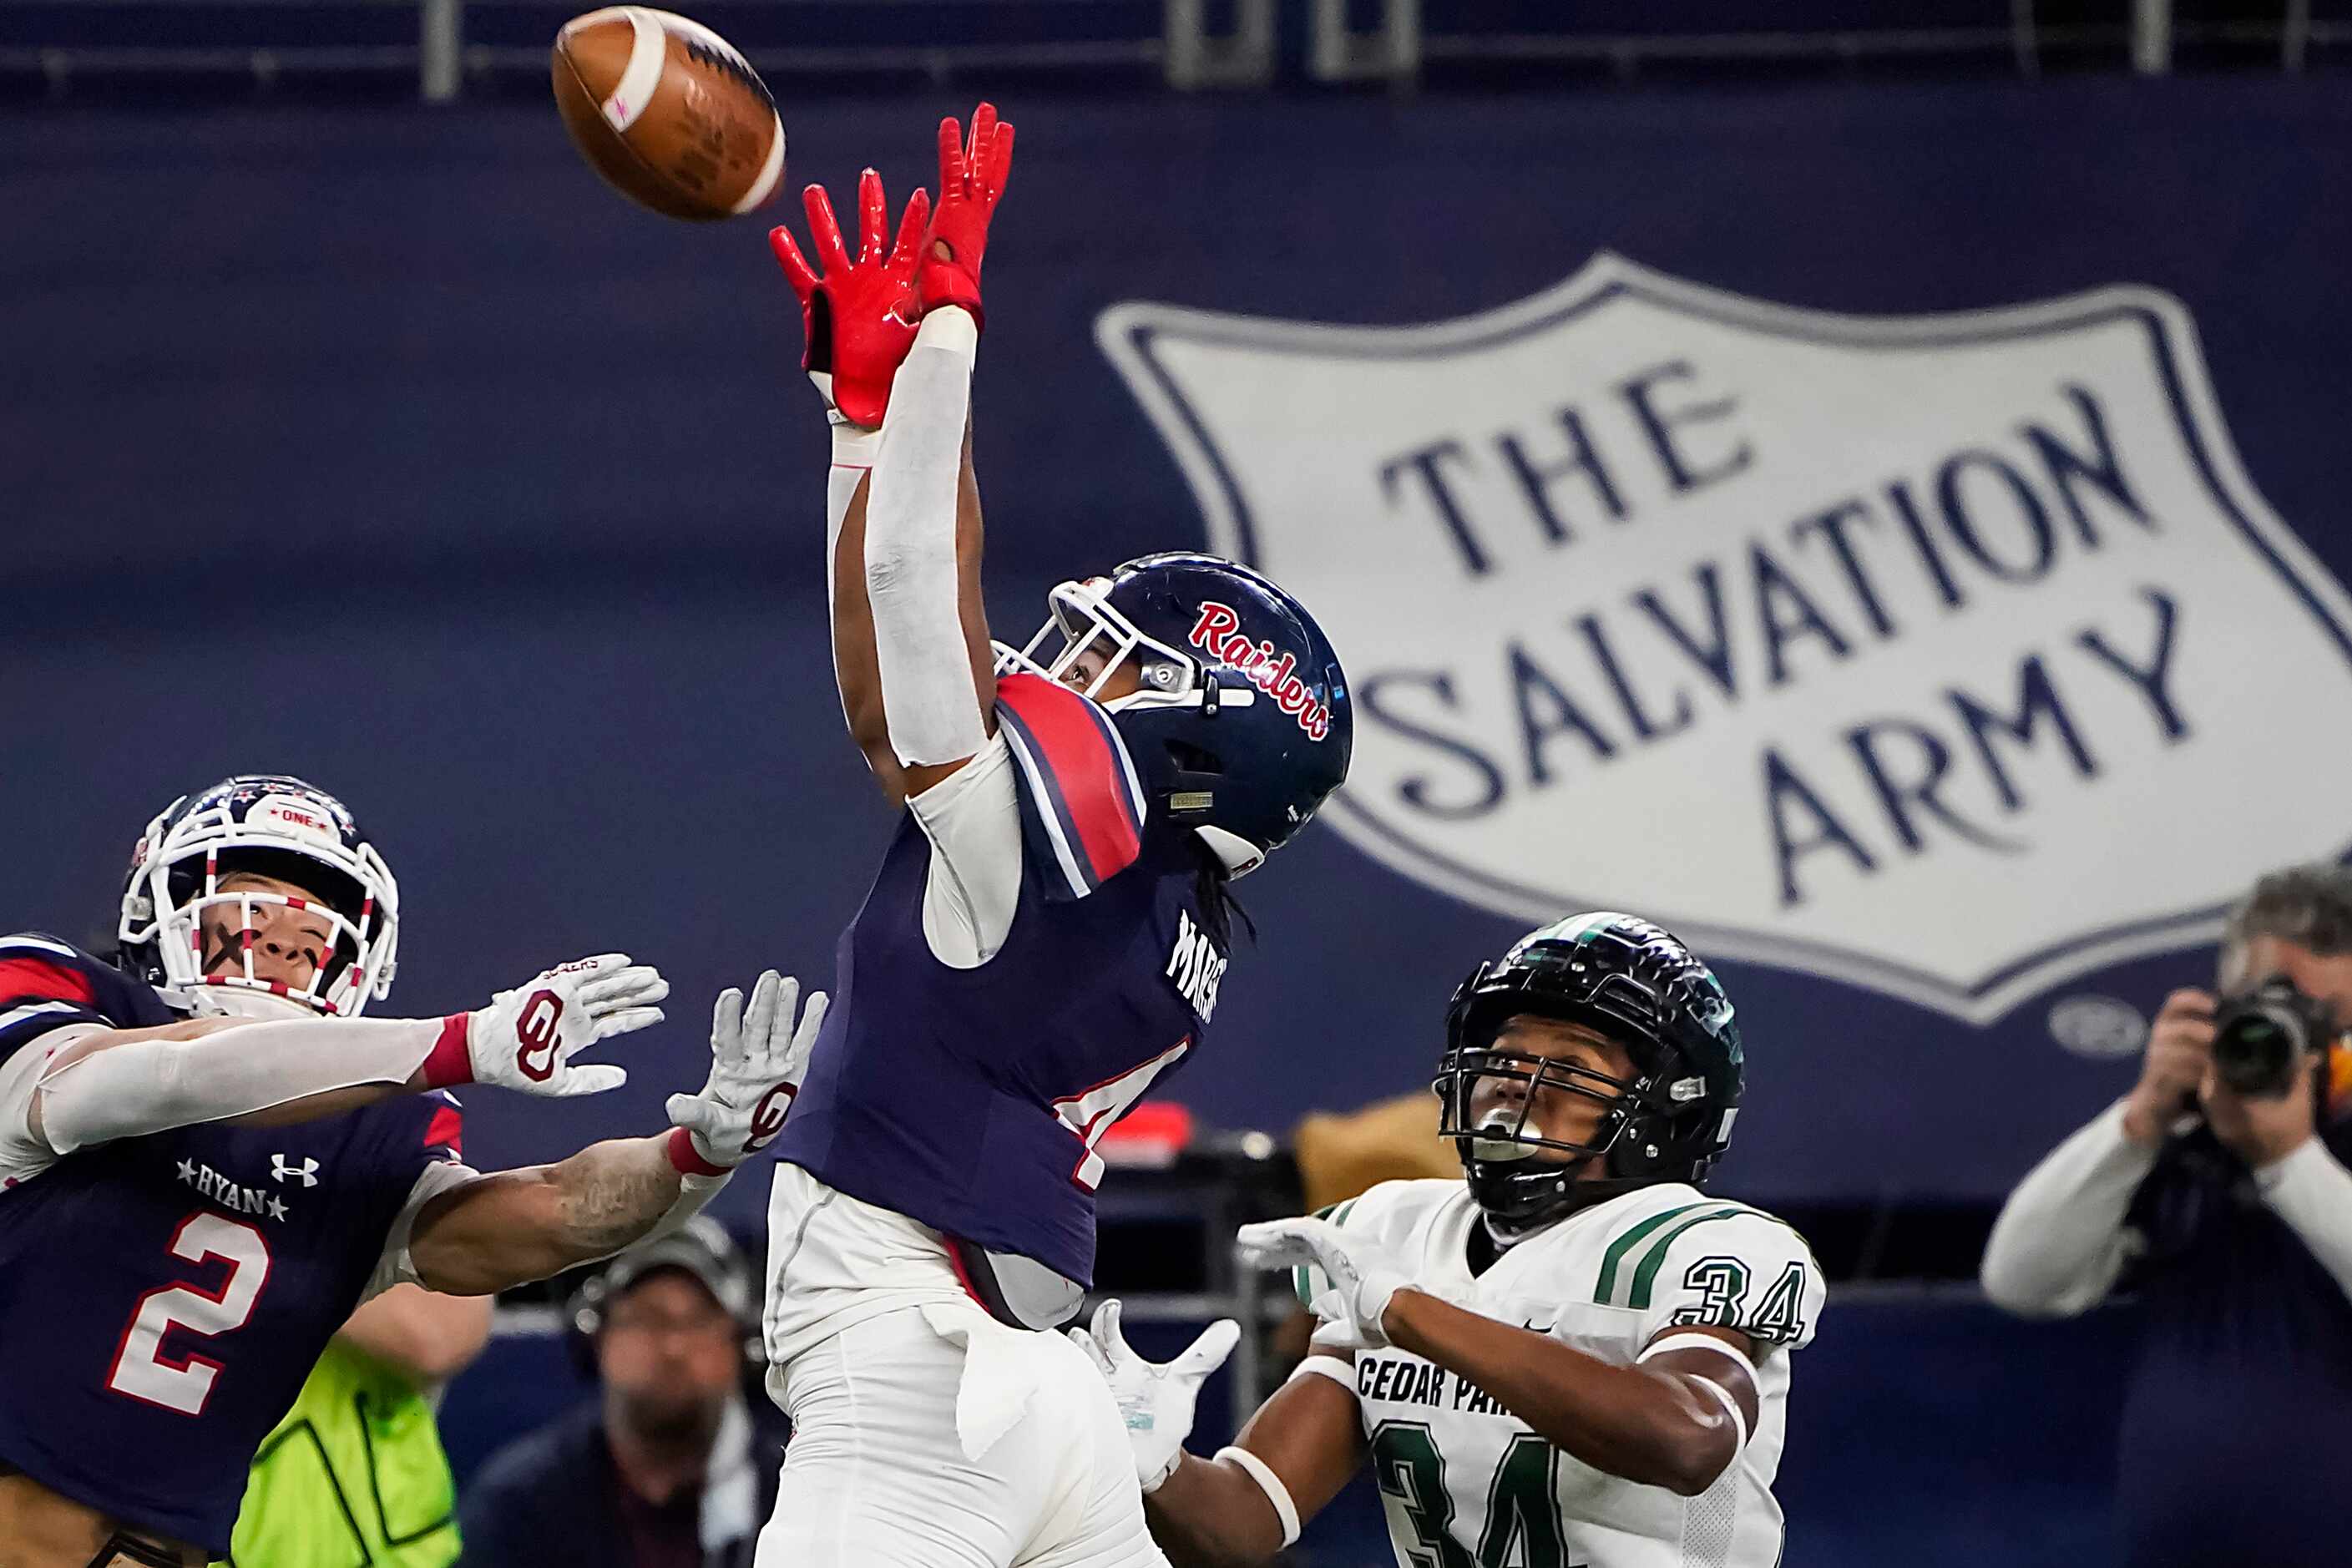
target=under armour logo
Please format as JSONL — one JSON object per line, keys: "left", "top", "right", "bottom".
{"left": 271, "top": 1154, "right": 321, "bottom": 1187}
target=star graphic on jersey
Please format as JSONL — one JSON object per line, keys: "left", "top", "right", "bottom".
{"left": 176, "top": 1158, "right": 197, "bottom": 1183}
{"left": 266, "top": 1195, "right": 289, "bottom": 1222}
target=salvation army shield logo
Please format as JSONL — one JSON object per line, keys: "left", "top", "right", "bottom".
{"left": 1097, "top": 255, "right": 2352, "bottom": 1022}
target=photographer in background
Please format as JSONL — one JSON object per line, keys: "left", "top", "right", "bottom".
{"left": 1982, "top": 863, "right": 2352, "bottom": 1568}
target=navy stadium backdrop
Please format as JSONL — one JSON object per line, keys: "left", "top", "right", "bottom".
{"left": 7, "top": 73, "right": 2350, "bottom": 1219}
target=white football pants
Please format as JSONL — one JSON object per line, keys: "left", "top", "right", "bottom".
{"left": 755, "top": 1302, "right": 1170, "bottom": 1568}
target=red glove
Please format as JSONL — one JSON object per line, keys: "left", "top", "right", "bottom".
{"left": 918, "top": 102, "right": 1014, "bottom": 328}
{"left": 769, "top": 169, "right": 931, "bottom": 430}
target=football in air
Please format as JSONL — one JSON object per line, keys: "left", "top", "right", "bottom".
{"left": 552, "top": 7, "right": 785, "bottom": 221}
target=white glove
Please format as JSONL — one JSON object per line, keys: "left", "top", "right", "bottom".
{"left": 463, "top": 953, "right": 668, "bottom": 1097}
{"left": 1068, "top": 1299, "right": 1240, "bottom": 1493}
{"left": 665, "top": 970, "right": 827, "bottom": 1171}
{"left": 1236, "top": 1216, "right": 1413, "bottom": 1349}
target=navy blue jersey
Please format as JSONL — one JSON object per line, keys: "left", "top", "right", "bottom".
{"left": 773, "top": 676, "right": 1227, "bottom": 1287}
{"left": 0, "top": 934, "right": 465, "bottom": 1553}
{"left": 2112, "top": 1117, "right": 2352, "bottom": 1568}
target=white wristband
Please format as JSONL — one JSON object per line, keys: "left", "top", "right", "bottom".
{"left": 1216, "top": 1445, "right": 1302, "bottom": 1548}
{"left": 1287, "top": 1353, "right": 1357, "bottom": 1392}
{"left": 1688, "top": 1373, "right": 1750, "bottom": 1460}
{"left": 1636, "top": 1332, "right": 1760, "bottom": 1383}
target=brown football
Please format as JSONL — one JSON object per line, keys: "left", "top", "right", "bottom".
{"left": 552, "top": 7, "right": 785, "bottom": 222}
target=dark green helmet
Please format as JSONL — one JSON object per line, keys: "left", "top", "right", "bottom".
{"left": 1435, "top": 912, "right": 1744, "bottom": 1233}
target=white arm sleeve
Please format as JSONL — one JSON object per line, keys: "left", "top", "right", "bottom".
{"left": 866, "top": 308, "right": 989, "bottom": 768}
{"left": 32, "top": 1014, "right": 443, "bottom": 1157}
{"left": 908, "top": 731, "right": 1024, "bottom": 968}
{"left": 2257, "top": 1137, "right": 2352, "bottom": 1307}
{"left": 1980, "top": 1099, "right": 2157, "bottom": 1318}
{"left": 0, "top": 1023, "right": 105, "bottom": 1183}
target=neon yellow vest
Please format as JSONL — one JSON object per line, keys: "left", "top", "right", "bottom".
{"left": 219, "top": 1339, "right": 461, "bottom": 1568}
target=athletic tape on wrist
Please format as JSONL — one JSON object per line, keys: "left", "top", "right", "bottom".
{"left": 1216, "top": 1446, "right": 1302, "bottom": 1549}
{"left": 830, "top": 419, "right": 879, "bottom": 471}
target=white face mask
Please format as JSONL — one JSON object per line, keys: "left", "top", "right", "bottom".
{"left": 180, "top": 985, "right": 317, "bottom": 1022}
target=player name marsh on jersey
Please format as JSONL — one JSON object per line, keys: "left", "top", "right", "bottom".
{"left": 1166, "top": 908, "right": 1227, "bottom": 1021}
{"left": 1100, "top": 255, "right": 2352, "bottom": 1020}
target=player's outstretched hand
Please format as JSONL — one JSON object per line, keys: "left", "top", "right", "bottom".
{"left": 1068, "top": 1299, "right": 1239, "bottom": 1492}
{"left": 1236, "top": 1216, "right": 1412, "bottom": 1349}
{"left": 459, "top": 954, "right": 668, "bottom": 1098}
{"left": 918, "top": 101, "right": 1014, "bottom": 326}
{"left": 664, "top": 969, "right": 827, "bottom": 1174}
{"left": 768, "top": 169, "right": 931, "bottom": 429}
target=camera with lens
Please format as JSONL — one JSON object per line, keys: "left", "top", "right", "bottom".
{"left": 2211, "top": 977, "right": 2341, "bottom": 1098}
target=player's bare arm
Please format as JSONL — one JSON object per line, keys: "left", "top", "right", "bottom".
{"left": 1069, "top": 1301, "right": 1363, "bottom": 1565}
{"left": 334, "top": 1283, "right": 493, "bottom": 1384}
{"left": 1383, "top": 1293, "right": 1758, "bottom": 1495}
{"left": 403, "top": 1133, "right": 701, "bottom": 1293}
{"left": 405, "top": 969, "right": 825, "bottom": 1297}
{"left": 771, "top": 109, "right": 1013, "bottom": 804}
{"left": 1147, "top": 1364, "right": 1369, "bottom": 1567}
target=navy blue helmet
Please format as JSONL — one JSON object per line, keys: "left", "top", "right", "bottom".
{"left": 1436, "top": 912, "right": 1744, "bottom": 1232}
{"left": 999, "top": 552, "right": 1352, "bottom": 876}
{"left": 119, "top": 774, "right": 401, "bottom": 1019}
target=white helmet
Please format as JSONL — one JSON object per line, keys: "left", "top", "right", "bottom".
{"left": 119, "top": 774, "right": 399, "bottom": 1019}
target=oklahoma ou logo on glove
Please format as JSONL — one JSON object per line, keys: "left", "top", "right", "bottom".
{"left": 664, "top": 969, "right": 828, "bottom": 1176}
{"left": 422, "top": 953, "right": 669, "bottom": 1097}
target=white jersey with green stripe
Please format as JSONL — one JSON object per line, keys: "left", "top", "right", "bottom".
{"left": 1300, "top": 1178, "right": 1824, "bottom": 1568}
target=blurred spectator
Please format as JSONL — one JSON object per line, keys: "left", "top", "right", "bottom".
{"left": 1981, "top": 863, "right": 2352, "bottom": 1568}
{"left": 227, "top": 1284, "right": 493, "bottom": 1566}
{"left": 457, "top": 1220, "right": 783, "bottom": 1568}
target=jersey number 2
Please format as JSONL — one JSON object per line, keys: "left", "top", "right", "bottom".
{"left": 106, "top": 1211, "right": 273, "bottom": 1415}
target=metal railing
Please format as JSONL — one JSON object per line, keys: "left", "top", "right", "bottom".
{"left": 4, "top": 1, "right": 2349, "bottom": 99}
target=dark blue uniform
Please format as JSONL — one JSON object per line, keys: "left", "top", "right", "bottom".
{"left": 772, "top": 675, "right": 1228, "bottom": 1288}
{"left": 0, "top": 934, "right": 464, "bottom": 1553}
{"left": 2113, "top": 1117, "right": 2352, "bottom": 1568}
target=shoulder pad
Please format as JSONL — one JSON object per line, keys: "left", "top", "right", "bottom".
{"left": 994, "top": 674, "right": 1149, "bottom": 902}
